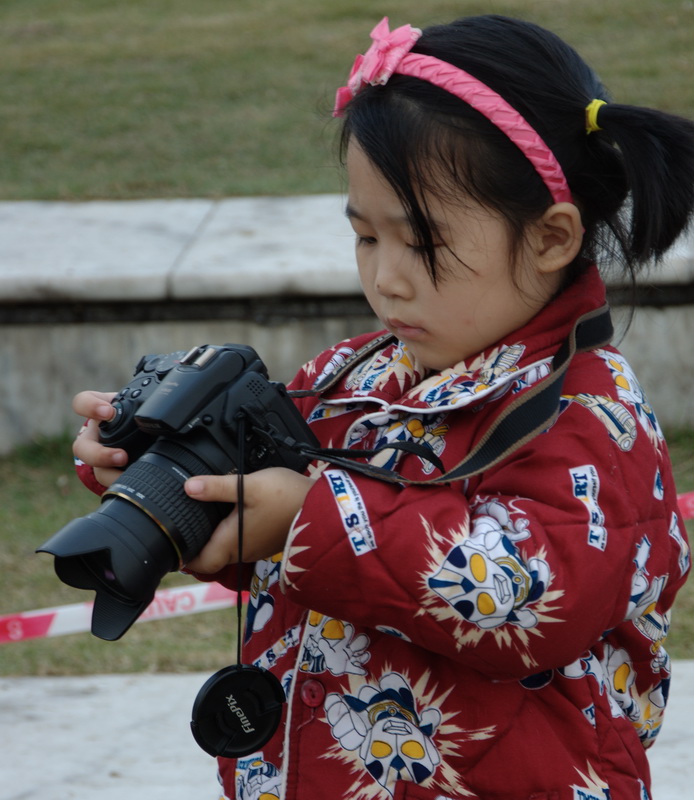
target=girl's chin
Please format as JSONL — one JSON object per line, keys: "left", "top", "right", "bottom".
{"left": 404, "top": 344, "right": 461, "bottom": 373}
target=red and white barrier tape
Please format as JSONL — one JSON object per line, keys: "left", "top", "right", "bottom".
{"left": 679, "top": 490, "right": 694, "bottom": 523}
{"left": 2, "top": 491, "right": 692, "bottom": 645}
{"left": 0, "top": 582, "right": 246, "bottom": 645}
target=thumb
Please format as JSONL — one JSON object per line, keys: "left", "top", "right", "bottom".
{"left": 184, "top": 474, "right": 241, "bottom": 503}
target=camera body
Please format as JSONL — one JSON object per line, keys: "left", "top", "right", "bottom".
{"left": 102, "top": 343, "right": 312, "bottom": 473}
{"left": 97, "top": 348, "right": 189, "bottom": 458}
{"left": 38, "top": 343, "right": 318, "bottom": 641}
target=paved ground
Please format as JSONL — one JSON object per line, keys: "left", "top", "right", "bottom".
{"left": 1, "top": 661, "right": 692, "bottom": 799}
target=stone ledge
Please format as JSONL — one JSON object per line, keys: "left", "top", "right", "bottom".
{"left": 1, "top": 197, "right": 693, "bottom": 304}
{"left": 0, "top": 196, "right": 359, "bottom": 303}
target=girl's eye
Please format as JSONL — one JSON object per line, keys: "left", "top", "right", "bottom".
{"left": 356, "top": 235, "right": 377, "bottom": 247}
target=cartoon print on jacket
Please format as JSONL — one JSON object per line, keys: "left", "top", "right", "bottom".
{"left": 554, "top": 346, "right": 673, "bottom": 454}
{"left": 571, "top": 762, "right": 615, "bottom": 800}
{"left": 325, "top": 671, "right": 442, "bottom": 797}
{"left": 245, "top": 553, "right": 283, "bottom": 642}
{"left": 559, "top": 651, "right": 607, "bottom": 725}
{"left": 560, "top": 393, "right": 638, "bottom": 452}
{"left": 428, "top": 498, "right": 552, "bottom": 631}
{"left": 324, "top": 670, "right": 495, "bottom": 798}
{"left": 346, "top": 341, "right": 423, "bottom": 396}
{"left": 307, "top": 400, "right": 359, "bottom": 425}
{"left": 300, "top": 612, "right": 370, "bottom": 676}
{"left": 598, "top": 350, "right": 664, "bottom": 445}
{"left": 626, "top": 538, "right": 668, "bottom": 625}
{"left": 552, "top": 533, "right": 676, "bottom": 748}
{"left": 600, "top": 643, "right": 668, "bottom": 746}
{"left": 476, "top": 343, "right": 525, "bottom": 384}
{"left": 412, "top": 343, "right": 531, "bottom": 411}
{"left": 626, "top": 536, "right": 671, "bottom": 672}
{"left": 669, "top": 510, "right": 691, "bottom": 576}
{"left": 313, "top": 345, "right": 356, "bottom": 386}
{"left": 346, "top": 413, "right": 451, "bottom": 473}
{"left": 234, "top": 755, "right": 282, "bottom": 800}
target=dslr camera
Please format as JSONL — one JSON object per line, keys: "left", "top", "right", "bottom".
{"left": 38, "top": 343, "right": 318, "bottom": 641}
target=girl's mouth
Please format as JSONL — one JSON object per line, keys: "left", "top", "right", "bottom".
{"left": 387, "top": 318, "right": 427, "bottom": 339}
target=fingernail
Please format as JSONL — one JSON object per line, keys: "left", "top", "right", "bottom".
{"left": 186, "top": 479, "right": 204, "bottom": 495}
{"left": 97, "top": 404, "right": 115, "bottom": 420}
{"left": 111, "top": 451, "right": 127, "bottom": 466}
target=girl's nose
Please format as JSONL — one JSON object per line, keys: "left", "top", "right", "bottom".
{"left": 375, "top": 252, "right": 414, "bottom": 299}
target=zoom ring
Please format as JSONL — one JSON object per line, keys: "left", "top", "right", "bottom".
{"left": 117, "top": 456, "right": 224, "bottom": 561}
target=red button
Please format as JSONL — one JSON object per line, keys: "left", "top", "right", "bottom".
{"left": 300, "top": 679, "right": 325, "bottom": 708}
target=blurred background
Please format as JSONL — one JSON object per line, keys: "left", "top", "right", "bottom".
{"left": 3, "top": 0, "right": 693, "bottom": 201}
{"left": 0, "top": 0, "right": 692, "bottom": 679}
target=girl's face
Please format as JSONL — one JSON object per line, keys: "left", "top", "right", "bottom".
{"left": 346, "top": 141, "right": 564, "bottom": 371}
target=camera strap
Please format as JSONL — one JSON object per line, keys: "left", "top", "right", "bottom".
{"left": 283, "top": 303, "right": 613, "bottom": 486}
{"left": 235, "top": 415, "right": 246, "bottom": 664}
{"left": 190, "top": 413, "right": 287, "bottom": 760}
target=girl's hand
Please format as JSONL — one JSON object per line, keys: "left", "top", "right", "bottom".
{"left": 72, "top": 390, "right": 128, "bottom": 486}
{"left": 183, "top": 468, "right": 316, "bottom": 573}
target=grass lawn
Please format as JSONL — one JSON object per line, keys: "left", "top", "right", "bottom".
{"left": 1, "top": 0, "right": 693, "bottom": 199}
{"left": 0, "top": 432, "right": 692, "bottom": 676}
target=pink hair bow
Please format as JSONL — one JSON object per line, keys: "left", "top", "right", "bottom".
{"left": 333, "top": 17, "right": 422, "bottom": 117}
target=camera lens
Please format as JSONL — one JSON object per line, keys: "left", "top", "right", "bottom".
{"left": 38, "top": 438, "right": 232, "bottom": 640}
{"left": 110, "top": 439, "right": 231, "bottom": 560}
{"left": 82, "top": 550, "right": 123, "bottom": 592}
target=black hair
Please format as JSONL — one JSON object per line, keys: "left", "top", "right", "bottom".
{"left": 339, "top": 15, "right": 694, "bottom": 287}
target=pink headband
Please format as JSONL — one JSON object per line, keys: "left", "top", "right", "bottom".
{"left": 334, "top": 17, "right": 573, "bottom": 205}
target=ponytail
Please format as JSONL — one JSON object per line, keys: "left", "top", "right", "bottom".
{"left": 592, "top": 103, "right": 694, "bottom": 266}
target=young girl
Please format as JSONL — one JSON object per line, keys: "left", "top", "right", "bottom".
{"left": 73, "top": 14, "right": 692, "bottom": 800}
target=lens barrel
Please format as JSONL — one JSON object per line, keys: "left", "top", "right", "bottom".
{"left": 38, "top": 438, "right": 231, "bottom": 640}
{"left": 106, "top": 439, "right": 229, "bottom": 563}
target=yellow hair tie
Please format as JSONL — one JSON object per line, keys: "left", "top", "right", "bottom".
{"left": 585, "top": 99, "right": 607, "bottom": 134}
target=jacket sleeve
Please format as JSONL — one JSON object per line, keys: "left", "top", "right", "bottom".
{"left": 279, "top": 399, "right": 689, "bottom": 682}
{"left": 75, "top": 458, "right": 108, "bottom": 496}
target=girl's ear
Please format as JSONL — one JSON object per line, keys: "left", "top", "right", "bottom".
{"left": 530, "top": 202, "right": 583, "bottom": 273}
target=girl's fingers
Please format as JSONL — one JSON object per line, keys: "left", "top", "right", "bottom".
{"left": 184, "top": 515, "right": 238, "bottom": 573}
{"left": 72, "top": 390, "right": 118, "bottom": 420}
{"left": 73, "top": 418, "right": 128, "bottom": 468}
{"left": 183, "top": 469, "right": 313, "bottom": 567}
{"left": 72, "top": 391, "right": 127, "bottom": 470}
{"left": 185, "top": 474, "right": 241, "bottom": 504}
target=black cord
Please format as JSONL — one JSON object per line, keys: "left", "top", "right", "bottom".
{"left": 236, "top": 414, "right": 246, "bottom": 667}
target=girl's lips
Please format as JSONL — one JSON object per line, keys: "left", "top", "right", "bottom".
{"left": 388, "top": 318, "right": 427, "bottom": 339}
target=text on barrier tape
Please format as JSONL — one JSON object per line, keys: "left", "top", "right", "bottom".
{"left": 0, "top": 582, "right": 247, "bottom": 644}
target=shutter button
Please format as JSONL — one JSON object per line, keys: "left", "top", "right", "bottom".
{"left": 300, "top": 679, "right": 325, "bottom": 708}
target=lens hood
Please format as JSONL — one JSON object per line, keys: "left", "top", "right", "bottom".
{"left": 36, "top": 498, "right": 178, "bottom": 640}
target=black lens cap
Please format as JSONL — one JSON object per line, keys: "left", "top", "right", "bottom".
{"left": 191, "top": 664, "right": 286, "bottom": 758}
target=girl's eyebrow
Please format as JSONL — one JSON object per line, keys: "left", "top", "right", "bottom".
{"left": 346, "top": 203, "right": 411, "bottom": 225}
{"left": 345, "top": 202, "right": 429, "bottom": 227}
{"left": 345, "top": 203, "right": 450, "bottom": 235}
{"left": 344, "top": 203, "right": 363, "bottom": 221}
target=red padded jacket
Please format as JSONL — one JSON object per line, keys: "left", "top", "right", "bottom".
{"left": 80, "top": 267, "right": 690, "bottom": 800}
